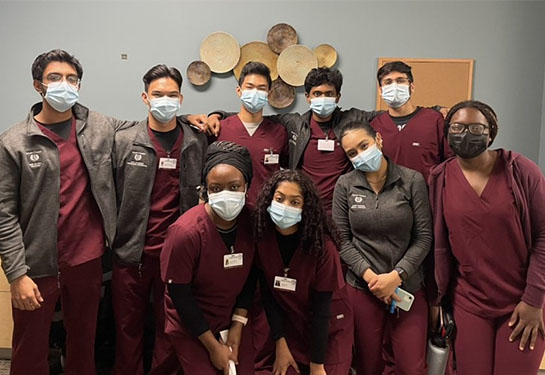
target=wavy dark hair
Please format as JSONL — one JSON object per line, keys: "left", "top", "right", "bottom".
{"left": 254, "top": 169, "right": 341, "bottom": 257}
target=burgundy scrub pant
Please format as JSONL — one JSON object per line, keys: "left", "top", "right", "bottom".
{"left": 10, "top": 258, "right": 102, "bottom": 375}
{"left": 348, "top": 285, "right": 428, "bottom": 375}
{"left": 453, "top": 305, "right": 545, "bottom": 375}
{"left": 112, "top": 251, "right": 180, "bottom": 375}
{"left": 167, "top": 321, "right": 255, "bottom": 375}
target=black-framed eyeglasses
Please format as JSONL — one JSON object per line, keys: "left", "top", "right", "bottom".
{"left": 448, "top": 123, "right": 489, "bottom": 136}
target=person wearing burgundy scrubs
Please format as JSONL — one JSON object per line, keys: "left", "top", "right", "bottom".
{"left": 202, "top": 68, "right": 379, "bottom": 215}
{"left": 251, "top": 169, "right": 352, "bottom": 375}
{"left": 371, "top": 60, "right": 453, "bottom": 375}
{"left": 371, "top": 61, "right": 451, "bottom": 183}
{"left": 215, "top": 62, "right": 288, "bottom": 209}
{"left": 160, "top": 141, "right": 256, "bottom": 375}
{"left": 333, "top": 121, "right": 432, "bottom": 375}
{"left": 111, "top": 65, "right": 207, "bottom": 375}
{"left": 430, "top": 100, "right": 545, "bottom": 375}
{"left": 0, "top": 50, "right": 123, "bottom": 375}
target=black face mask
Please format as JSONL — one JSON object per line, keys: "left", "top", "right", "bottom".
{"left": 448, "top": 132, "right": 488, "bottom": 159}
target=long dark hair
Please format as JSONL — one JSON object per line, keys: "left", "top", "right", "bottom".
{"left": 254, "top": 169, "right": 341, "bottom": 256}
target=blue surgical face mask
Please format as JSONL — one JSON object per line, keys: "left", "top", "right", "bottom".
{"left": 310, "top": 97, "right": 337, "bottom": 117}
{"left": 267, "top": 200, "right": 302, "bottom": 230}
{"left": 351, "top": 144, "right": 383, "bottom": 172}
{"left": 149, "top": 96, "right": 181, "bottom": 123}
{"left": 381, "top": 83, "right": 410, "bottom": 108}
{"left": 43, "top": 81, "right": 79, "bottom": 113}
{"left": 240, "top": 89, "right": 268, "bottom": 113}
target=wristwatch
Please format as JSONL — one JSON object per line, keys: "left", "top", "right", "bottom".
{"left": 395, "top": 267, "right": 407, "bottom": 282}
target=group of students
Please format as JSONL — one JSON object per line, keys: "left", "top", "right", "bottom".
{"left": 0, "top": 48, "right": 544, "bottom": 375}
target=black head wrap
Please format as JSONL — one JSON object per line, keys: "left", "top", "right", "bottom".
{"left": 202, "top": 141, "right": 253, "bottom": 187}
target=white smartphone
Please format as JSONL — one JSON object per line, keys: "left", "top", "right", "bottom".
{"left": 395, "top": 288, "right": 415, "bottom": 312}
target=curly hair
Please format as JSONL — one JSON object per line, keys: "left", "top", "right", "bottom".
{"left": 444, "top": 100, "right": 499, "bottom": 146}
{"left": 254, "top": 169, "right": 341, "bottom": 257}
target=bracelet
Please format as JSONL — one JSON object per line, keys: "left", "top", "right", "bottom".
{"left": 232, "top": 314, "right": 248, "bottom": 326}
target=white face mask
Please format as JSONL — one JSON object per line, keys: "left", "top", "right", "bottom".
{"left": 208, "top": 190, "right": 246, "bottom": 221}
{"left": 381, "top": 83, "right": 410, "bottom": 108}
{"left": 43, "top": 81, "right": 79, "bottom": 112}
{"left": 149, "top": 96, "right": 181, "bottom": 123}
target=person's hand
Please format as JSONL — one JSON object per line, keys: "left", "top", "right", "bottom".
{"left": 207, "top": 114, "right": 221, "bottom": 136}
{"left": 225, "top": 321, "right": 243, "bottom": 364}
{"left": 508, "top": 301, "right": 545, "bottom": 351}
{"left": 369, "top": 271, "right": 402, "bottom": 300}
{"left": 10, "top": 275, "right": 43, "bottom": 311}
{"left": 273, "top": 338, "right": 300, "bottom": 375}
{"left": 429, "top": 305, "right": 441, "bottom": 331}
{"left": 208, "top": 341, "right": 236, "bottom": 375}
{"left": 186, "top": 114, "right": 209, "bottom": 133}
{"left": 310, "top": 362, "right": 327, "bottom": 375}
{"left": 382, "top": 291, "right": 402, "bottom": 306}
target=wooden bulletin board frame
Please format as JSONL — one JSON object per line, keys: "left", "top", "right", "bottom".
{"left": 375, "top": 58, "right": 474, "bottom": 110}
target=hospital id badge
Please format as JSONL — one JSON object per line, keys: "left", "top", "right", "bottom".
{"left": 159, "top": 157, "right": 177, "bottom": 169}
{"left": 317, "top": 139, "right": 335, "bottom": 151}
{"left": 224, "top": 253, "right": 243, "bottom": 269}
{"left": 264, "top": 153, "right": 279, "bottom": 165}
{"left": 273, "top": 276, "right": 297, "bottom": 292}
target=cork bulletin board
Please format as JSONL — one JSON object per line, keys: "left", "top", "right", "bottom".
{"left": 375, "top": 58, "right": 474, "bottom": 110}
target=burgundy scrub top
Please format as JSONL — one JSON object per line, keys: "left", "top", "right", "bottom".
{"left": 443, "top": 152, "right": 528, "bottom": 318}
{"left": 143, "top": 127, "right": 184, "bottom": 253}
{"left": 161, "top": 203, "right": 255, "bottom": 335}
{"left": 301, "top": 117, "right": 352, "bottom": 213}
{"left": 371, "top": 108, "right": 451, "bottom": 182}
{"left": 256, "top": 228, "right": 352, "bottom": 365}
{"left": 217, "top": 115, "right": 288, "bottom": 208}
{"left": 38, "top": 119, "right": 104, "bottom": 268}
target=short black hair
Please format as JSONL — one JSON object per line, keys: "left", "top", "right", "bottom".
{"left": 377, "top": 61, "right": 414, "bottom": 86}
{"left": 31, "top": 49, "right": 83, "bottom": 81}
{"left": 238, "top": 62, "right": 272, "bottom": 89}
{"left": 340, "top": 121, "right": 377, "bottom": 140}
{"left": 304, "top": 67, "right": 343, "bottom": 94}
{"left": 444, "top": 100, "right": 499, "bottom": 146}
{"left": 143, "top": 64, "right": 183, "bottom": 92}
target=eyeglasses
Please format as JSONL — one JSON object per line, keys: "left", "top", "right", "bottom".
{"left": 448, "top": 123, "right": 489, "bottom": 136}
{"left": 382, "top": 77, "right": 410, "bottom": 85}
{"left": 44, "top": 73, "right": 80, "bottom": 87}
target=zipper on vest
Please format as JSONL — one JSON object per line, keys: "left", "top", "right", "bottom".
{"left": 138, "top": 263, "right": 143, "bottom": 278}
{"left": 375, "top": 194, "right": 379, "bottom": 209}
{"left": 57, "top": 271, "right": 61, "bottom": 289}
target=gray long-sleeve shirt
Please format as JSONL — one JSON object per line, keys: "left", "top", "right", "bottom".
{"left": 332, "top": 159, "right": 432, "bottom": 293}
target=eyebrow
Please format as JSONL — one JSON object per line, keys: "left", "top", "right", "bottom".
{"left": 151, "top": 90, "right": 179, "bottom": 95}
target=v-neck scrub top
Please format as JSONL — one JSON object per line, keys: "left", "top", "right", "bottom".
{"left": 38, "top": 118, "right": 105, "bottom": 268}
{"left": 371, "top": 108, "right": 451, "bottom": 182}
{"left": 256, "top": 228, "right": 352, "bottom": 365}
{"left": 301, "top": 117, "right": 352, "bottom": 213}
{"left": 161, "top": 204, "right": 255, "bottom": 335}
{"left": 443, "top": 153, "right": 528, "bottom": 318}
{"left": 217, "top": 115, "right": 288, "bottom": 208}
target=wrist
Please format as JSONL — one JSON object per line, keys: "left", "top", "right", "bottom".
{"left": 232, "top": 313, "right": 248, "bottom": 326}
{"left": 392, "top": 269, "right": 404, "bottom": 284}
{"left": 362, "top": 268, "right": 375, "bottom": 283}
{"left": 275, "top": 337, "right": 288, "bottom": 350}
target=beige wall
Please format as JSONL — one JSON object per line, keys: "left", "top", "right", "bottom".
{"left": 0, "top": 267, "right": 13, "bottom": 351}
